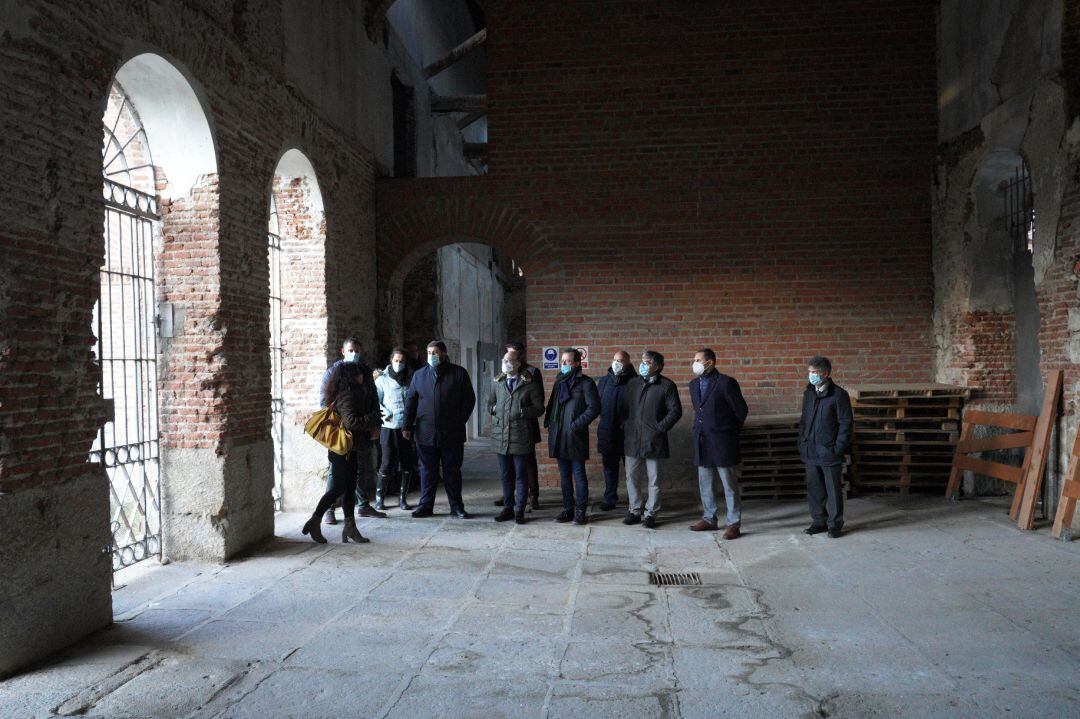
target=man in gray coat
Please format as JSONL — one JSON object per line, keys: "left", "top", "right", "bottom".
{"left": 621, "top": 350, "right": 683, "bottom": 528}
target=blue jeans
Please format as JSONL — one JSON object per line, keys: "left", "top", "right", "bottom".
{"left": 497, "top": 453, "right": 530, "bottom": 512}
{"left": 556, "top": 458, "right": 588, "bottom": 512}
{"left": 416, "top": 442, "right": 466, "bottom": 512}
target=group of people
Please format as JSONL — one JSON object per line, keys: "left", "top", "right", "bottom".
{"left": 301, "top": 337, "right": 853, "bottom": 545}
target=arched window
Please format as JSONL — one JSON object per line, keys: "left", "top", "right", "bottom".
{"left": 94, "top": 80, "right": 162, "bottom": 570}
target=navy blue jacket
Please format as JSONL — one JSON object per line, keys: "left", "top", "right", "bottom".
{"left": 596, "top": 369, "right": 633, "bottom": 456}
{"left": 689, "top": 370, "right": 749, "bottom": 468}
{"left": 798, "top": 381, "right": 853, "bottom": 467}
{"left": 403, "top": 362, "right": 476, "bottom": 447}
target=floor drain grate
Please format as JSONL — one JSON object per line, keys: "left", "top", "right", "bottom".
{"left": 649, "top": 571, "right": 702, "bottom": 586}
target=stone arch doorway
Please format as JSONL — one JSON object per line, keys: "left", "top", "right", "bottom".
{"left": 95, "top": 52, "right": 217, "bottom": 572}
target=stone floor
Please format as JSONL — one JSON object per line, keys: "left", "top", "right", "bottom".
{"left": 2, "top": 448, "right": 1079, "bottom": 718}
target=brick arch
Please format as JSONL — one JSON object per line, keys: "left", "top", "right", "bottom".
{"left": 375, "top": 196, "right": 554, "bottom": 350}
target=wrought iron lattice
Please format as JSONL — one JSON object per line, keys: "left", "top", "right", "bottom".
{"left": 1005, "top": 160, "right": 1034, "bottom": 254}
{"left": 269, "top": 196, "right": 285, "bottom": 511}
{"left": 93, "top": 82, "right": 162, "bottom": 571}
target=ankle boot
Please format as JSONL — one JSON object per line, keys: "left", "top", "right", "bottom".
{"left": 302, "top": 515, "right": 327, "bottom": 544}
{"left": 342, "top": 517, "right": 369, "bottom": 543}
{"left": 398, "top": 471, "right": 413, "bottom": 510}
{"left": 374, "top": 472, "right": 387, "bottom": 510}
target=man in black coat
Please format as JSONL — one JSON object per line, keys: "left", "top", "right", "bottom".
{"left": 798, "top": 355, "right": 853, "bottom": 538}
{"left": 597, "top": 350, "right": 633, "bottom": 511}
{"left": 544, "top": 348, "right": 600, "bottom": 525}
{"left": 492, "top": 342, "right": 545, "bottom": 511}
{"left": 688, "top": 348, "right": 749, "bottom": 538}
{"left": 403, "top": 341, "right": 477, "bottom": 518}
{"left": 621, "top": 350, "right": 683, "bottom": 529}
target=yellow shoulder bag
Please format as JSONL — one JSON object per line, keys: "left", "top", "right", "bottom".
{"left": 304, "top": 403, "right": 354, "bottom": 455}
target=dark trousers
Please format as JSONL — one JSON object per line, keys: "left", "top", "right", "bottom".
{"left": 324, "top": 440, "right": 373, "bottom": 507}
{"left": 524, "top": 449, "right": 540, "bottom": 500}
{"left": 379, "top": 427, "right": 416, "bottom": 475}
{"left": 806, "top": 463, "right": 844, "bottom": 529}
{"left": 316, "top": 449, "right": 359, "bottom": 517}
{"left": 556, "top": 458, "right": 588, "bottom": 512}
{"left": 416, "top": 442, "right": 466, "bottom": 512}
{"left": 601, "top": 450, "right": 622, "bottom": 506}
{"left": 497, "top": 453, "right": 530, "bottom": 512}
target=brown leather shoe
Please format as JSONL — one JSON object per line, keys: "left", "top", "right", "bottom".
{"left": 689, "top": 518, "right": 718, "bottom": 532}
{"left": 722, "top": 523, "right": 741, "bottom": 540}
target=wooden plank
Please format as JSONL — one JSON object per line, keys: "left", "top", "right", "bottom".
{"left": 955, "top": 432, "right": 1034, "bottom": 453}
{"left": 1016, "top": 370, "right": 1063, "bottom": 530}
{"left": 953, "top": 455, "right": 1024, "bottom": 484}
{"left": 424, "top": 28, "right": 487, "bottom": 79}
{"left": 962, "top": 409, "right": 1038, "bottom": 431}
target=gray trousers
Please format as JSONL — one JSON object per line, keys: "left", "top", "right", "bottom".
{"left": 698, "top": 465, "right": 741, "bottom": 526}
{"left": 625, "top": 456, "right": 662, "bottom": 517}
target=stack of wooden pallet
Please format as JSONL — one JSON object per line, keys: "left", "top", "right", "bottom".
{"left": 739, "top": 414, "right": 810, "bottom": 500}
{"left": 849, "top": 384, "right": 971, "bottom": 495}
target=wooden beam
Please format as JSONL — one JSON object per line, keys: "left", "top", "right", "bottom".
{"left": 962, "top": 409, "right": 1038, "bottom": 431}
{"left": 457, "top": 111, "right": 486, "bottom": 130}
{"left": 1016, "top": 370, "right": 1063, "bottom": 529}
{"left": 956, "top": 432, "right": 1035, "bottom": 454}
{"left": 953, "top": 455, "right": 1025, "bottom": 485}
{"left": 425, "top": 28, "right": 487, "bottom": 79}
{"left": 431, "top": 94, "right": 487, "bottom": 114}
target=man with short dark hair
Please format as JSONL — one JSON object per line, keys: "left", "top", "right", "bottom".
{"left": 621, "top": 350, "right": 682, "bottom": 529}
{"left": 689, "top": 348, "right": 748, "bottom": 539}
{"left": 798, "top": 355, "right": 852, "bottom": 538}
{"left": 544, "top": 347, "right": 600, "bottom": 525}
{"left": 404, "top": 341, "right": 476, "bottom": 518}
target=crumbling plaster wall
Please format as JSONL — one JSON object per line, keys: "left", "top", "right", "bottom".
{"left": 934, "top": 0, "right": 1080, "bottom": 510}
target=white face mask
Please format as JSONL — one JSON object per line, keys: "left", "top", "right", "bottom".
{"left": 501, "top": 359, "right": 516, "bottom": 375}
{"left": 692, "top": 361, "right": 705, "bottom": 376}
{"left": 611, "top": 360, "right": 624, "bottom": 374}
{"left": 344, "top": 352, "right": 360, "bottom": 364}
{"left": 391, "top": 361, "right": 404, "bottom": 373}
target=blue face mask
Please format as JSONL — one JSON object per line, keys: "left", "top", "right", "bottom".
{"left": 639, "top": 363, "right": 650, "bottom": 378}
{"left": 560, "top": 364, "right": 573, "bottom": 375}
{"left": 808, "top": 372, "right": 824, "bottom": 386}
{"left": 344, "top": 352, "right": 360, "bottom": 364}
{"left": 428, "top": 354, "right": 442, "bottom": 368}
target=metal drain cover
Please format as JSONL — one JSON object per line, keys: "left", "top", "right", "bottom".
{"left": 649, "top": 571, "right": 702, "bottom": 586}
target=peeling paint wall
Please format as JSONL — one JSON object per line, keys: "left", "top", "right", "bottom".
{"left": 934, "top": 0, "right": 1080, "bottom": 512}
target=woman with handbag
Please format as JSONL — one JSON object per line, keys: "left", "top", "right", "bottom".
{"left": 302, "top": 361, "right": 382, "bottom": 543}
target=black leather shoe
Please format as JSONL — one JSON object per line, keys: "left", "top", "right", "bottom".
{"left": 622, "top": 512, "right": 641, "bottom": 525}
{"left": 411, "top": 507, "right": 434, "bottom": 518}
{"left": 573, "top": 511, "right": 588, "bottom": 525}
{"left": 493, "top": 498, "right": 505, "bottom": 507}
{"left": 554, "top": 509, "right": 574, "bottom": 523}
{"left": 804, "top": 525, "right": 827, "bottom": 535}
{"left": 828, "top": 528, "right": 843, "bottom": 538}
{"left": 600, "top": 502, "right": 616, "bottom": 512}
{"left": 453, "top": 509, "right": 472, "bottom": 519}
{"left": 642, "top": 515, "right": 657, "bottom": 529}
{"left": 514, "top": 511, "right": 526, "bottom": 525}
{"left": 494, "top": 508, "right": 514, "bottom": 522}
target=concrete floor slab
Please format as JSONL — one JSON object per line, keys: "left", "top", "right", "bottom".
{"left": 3, "top": 451, "right": 1078, "bottom": 718}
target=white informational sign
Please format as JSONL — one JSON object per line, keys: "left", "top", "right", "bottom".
{"left": 576, "top": 346, "right": 589, "bottom": 369}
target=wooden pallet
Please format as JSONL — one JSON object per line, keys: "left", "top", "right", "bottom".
{"left": 739, "top": 414, "right": 811, "bottom": 500}
{"left": 849, "top": 383, "right": 970, "bottom": 496}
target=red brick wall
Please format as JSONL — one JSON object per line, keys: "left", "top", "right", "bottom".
{"left": 0, "top": 2, "right": 375, "bottom": 493}
{"left": 946, "top": 311, "right": 1017, "bottom": 406}
{"left": 378, "top": 0, "right": 938, "bottom": 480}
